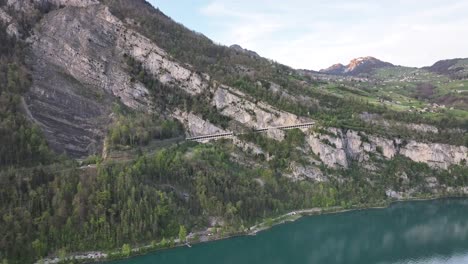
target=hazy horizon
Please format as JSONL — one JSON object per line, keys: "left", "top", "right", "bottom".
{"left": 149, "top": 0, "right": 468, "bottom": 70}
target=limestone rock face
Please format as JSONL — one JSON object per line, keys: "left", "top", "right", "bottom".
{"left": 231, "top": 137, "right": 264, "bottom": 156}
{"left": 306, "top": 127, "right": 467, "bottom": 169}
{"left": 306, "top": 132, "right": 348, "bottom": 168}
{"left": 9, "top": 2, "right": 217, "bottom": 157}
{"left": 23, "top": 5, "right": 154, "bottom": 157}
{"left": 112, "top": 14, "right": 209, "bottom": 95}
{"left": 288, "top": 162, "right": 326, "bottom": 182}
{"left": 345, "top": 130, "right": 398, "bottom": 160}
{"left": 266, "top": 128, "right": 285, "bottom": 141}
{"left": 172, "top": 109, "right": 227, "bottom": 137}
{"left": 399, "top": 141, "right": 467, "bottom": 169}
{"left": 212, "top": 86, "right": 308, "bottom": 129}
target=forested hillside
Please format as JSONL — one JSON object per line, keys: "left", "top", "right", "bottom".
{"left": 0, "top": 22, "right": 53, "bottom": 167}
{"left": 0, "top": 1, "right": 467, "bottom": 263}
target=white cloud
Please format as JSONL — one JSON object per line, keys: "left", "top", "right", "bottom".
{"left": 198, "top": 0, "right": 468, "bottom": 70}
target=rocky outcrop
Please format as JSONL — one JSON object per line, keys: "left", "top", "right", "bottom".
{"left": 306, "top": 127, "right": 467, "bottom": 169}
{"left": 399, "top": 141, "right": 467, "bottom": 169}
{"left": 288, "top": 162, "right": 326, "bottom": 182}
{"left": 114, "top": 17, "right": 209, "bottom": 95}
{"left": 172, "top": 109, "right": 227, "bottom": 137}
{"left": 266, "top": 128, "right": 285, "bottom": 141}
{"left": 0, "top": 7, "right": 20, "bottom": 37}
{"left": 212, "top": 86, "right": 308, "bottom": 129}
{"left": 231, "top": 137, "right": 264, "bottom": 156}
{"left": 306, "top": 129, "right": 348, "bottom": 168}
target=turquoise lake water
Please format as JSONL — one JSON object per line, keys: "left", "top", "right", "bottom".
{"left": 107, "top": 199, "right": 468, "bottom": 264}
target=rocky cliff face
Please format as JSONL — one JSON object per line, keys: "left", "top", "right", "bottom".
{"left": 12, "top": 1, "right": 305, "bottom": 157}
{"left": 172, "top": 109, "right": 227, "bottom": 137}
{"left": 212, "top": 86, "right": 310, "bottom": 129}
{"left": 10, "top": 1, "right": 217, "bottom": 157}
{"left": 2, "top": 0, "right": 467, "bottom": 172}
{"left": 22, "top": 4, "right": 154, "bottom": 157}
{"left": 306, "top": 128, "right": 467, "bottom": 169}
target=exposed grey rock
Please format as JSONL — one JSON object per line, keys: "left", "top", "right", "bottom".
{"left": 0, "top": 7, "right": 20, "bottom": 38}
{"left": 172, "top": 109, "right": 227, "bottom": 137}
{"left": 399, "top": 141, "right": 467, "bottom": 169}
{"left": 306, "top": 127, "right": 467, "bottom": 169}
{"left": 386, "top": 189, "right": 403, "bottom": 199}
{"left": 212, "top": 86, "right": 309, "bottom": 129}
{"left": 115, "top": 14, "right": 209, "bottom": 95}
{"left": 288, "top": 162, "right": 326, "bottom": 182}
{"left": 266, "top": 128, "right": 285, "bottom": 141}
{"left": 231, "top": 137, "right": 264, "bottom": 156}
{"left": 24, "top": 4, "right": 153, "bottom": 157}
{"left": 0, "top": 8, "right": 12, "bottom": 23}
{"left": 306, "top": 129, "right": 348, "bottom": 168}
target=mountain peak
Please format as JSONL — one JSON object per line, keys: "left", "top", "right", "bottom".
{"left": 320, "top": 56, "right": 393, "bottom": 76}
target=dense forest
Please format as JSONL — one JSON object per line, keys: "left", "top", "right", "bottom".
{"left": 0, "top": 22, "right": 54, "bottom": 167}
{"left": 2, "top": 133, "right": 467, "bottom": 263}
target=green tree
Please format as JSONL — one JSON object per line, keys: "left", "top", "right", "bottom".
{"left": 121, "top": 244, "right": 131, "bottom": 257}
{"left": 160, "top": 237, "right": 168, "bottom": 248}
{"left": 178, "top": 225, "right": 187, "bottom": 243}
{"left": 58, "top": 248, "right": 67, "bottom": 261}
{"left": 32, "top": 239, "right": 46, "bottom": 259}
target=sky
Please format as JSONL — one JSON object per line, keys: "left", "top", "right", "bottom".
{"left": 148, "top": 0, "right": 468, "bottom": 70}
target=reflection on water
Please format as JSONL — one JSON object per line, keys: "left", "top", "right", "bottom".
{"left": 389, "top": 253, "right": 468, "bottom": 264}
{"left": 108, "top": 199, "right": 468, "bottom": 264}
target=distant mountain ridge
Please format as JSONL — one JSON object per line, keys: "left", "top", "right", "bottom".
{"left": 320, "top": 56, "right": 394, "bottom": 76}
{"left": 319, "top": 56, "right": 468, "bottom": 78}
{"left": 424, "top": 58, "right": 468, "bottom": 79}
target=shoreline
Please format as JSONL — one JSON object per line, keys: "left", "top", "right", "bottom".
{"left": 38, "top": 195, "right": 467, "bottom": 264}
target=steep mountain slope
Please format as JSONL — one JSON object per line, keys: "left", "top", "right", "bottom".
{"left": 424, "top": 58, "right": 468, "bottom": 79}
{"left": 320, "top": 56, "right": 394, "bottom": 76}
{"left": 0, "top": 1, "right": 467, "bottom": 263}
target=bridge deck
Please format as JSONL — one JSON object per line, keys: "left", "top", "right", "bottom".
{"left": 187, "top": 122, "right": 315, "bottom": 142}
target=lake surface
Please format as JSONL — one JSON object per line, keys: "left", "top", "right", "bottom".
{"left": 108, "top": 199, "right": 468, "bottom": 264}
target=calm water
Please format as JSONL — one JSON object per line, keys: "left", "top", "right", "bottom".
{"left": 108, "top": 199, "right": 468, "bottom": 264}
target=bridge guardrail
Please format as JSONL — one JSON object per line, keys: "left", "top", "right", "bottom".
{"left": 187, "top": 122, "right": 315, "bottom": 142}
